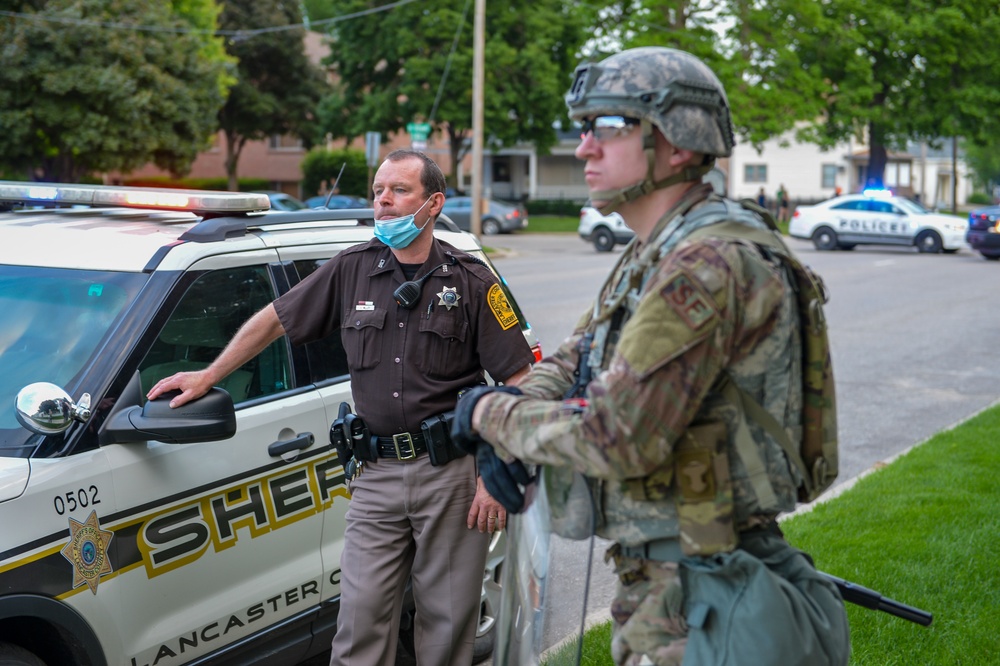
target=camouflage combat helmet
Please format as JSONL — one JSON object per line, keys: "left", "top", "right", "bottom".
{"left": 566, "top": 47, "right": 736, "bottom": 213}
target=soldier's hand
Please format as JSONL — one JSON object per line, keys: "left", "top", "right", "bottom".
{"left": 475, "top": 444, "right": 531, "bottom": 514}
{"left": 451, "top": 385, "right": 522, "bottom": 455}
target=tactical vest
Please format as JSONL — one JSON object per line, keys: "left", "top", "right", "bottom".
{"left": 547, "top": 191, "right": 837, "bottom": 556}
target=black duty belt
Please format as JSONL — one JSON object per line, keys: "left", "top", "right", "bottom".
{"left": 374, "top": 431, "right": 428, "bottom": 460}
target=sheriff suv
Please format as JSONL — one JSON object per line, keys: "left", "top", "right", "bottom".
{"left": 0, "top": 182, "right": 540, "bottom": 666}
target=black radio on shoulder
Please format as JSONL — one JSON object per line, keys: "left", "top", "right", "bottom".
{"left": 393, "top": 257, "right": 457, "bottom": 310}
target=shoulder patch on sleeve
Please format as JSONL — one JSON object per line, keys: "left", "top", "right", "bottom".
{"left": 487, "top": 283, "right": 519, "bottom": 330}
{"left": 661, "top": 271, "right": 718, "bottom": 330}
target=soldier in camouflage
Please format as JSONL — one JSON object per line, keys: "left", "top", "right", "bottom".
{"left": 452, "top": 47, "right": 850, "bottom": 665}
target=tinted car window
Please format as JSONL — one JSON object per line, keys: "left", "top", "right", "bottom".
{"left": 139, "top": 266, "right": 290, "bottom": 403}
{"left": 867, "top": 201, "right": 893, "bottom": 213}
{"left": 831, "top": 201, "right": 867, "bottom": 211}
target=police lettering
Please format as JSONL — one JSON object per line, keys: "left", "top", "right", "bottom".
{"left": 139, "top": 455, "right": 347, "bottom": 577}
{"left": 837, "top": 218, "right": 909, "bottom": 235}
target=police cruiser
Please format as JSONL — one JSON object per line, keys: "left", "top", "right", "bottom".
{"left": 789, "top": 189, "right": 968, "bottom": 253}
{"left": 0, "top": 182, "right": 540, "bottom": 666}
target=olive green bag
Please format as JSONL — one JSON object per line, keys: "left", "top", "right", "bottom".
{"left": 679, "top": 528, "right": 850, "bottom": 666}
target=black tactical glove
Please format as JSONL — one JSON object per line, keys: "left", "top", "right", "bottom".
{"left": 450, "top": 385, "right": 523, "bottom": 456}
{"left": 476, "top": 444, "right": 532, "bottom": 514}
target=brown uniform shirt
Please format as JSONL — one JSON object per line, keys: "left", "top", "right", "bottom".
{"left": 273, "top": 237, "right": 533, "bottom": 435}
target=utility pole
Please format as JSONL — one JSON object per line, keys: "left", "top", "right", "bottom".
{"left": 470, "top": 0, "right": 485, "bottom": 237}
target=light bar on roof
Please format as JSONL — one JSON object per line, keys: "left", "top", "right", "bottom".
{"left": 0, "top": 181, "right": 270, "bottom": 214}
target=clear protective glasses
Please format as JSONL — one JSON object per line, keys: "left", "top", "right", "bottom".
{"left": 579, "top": 115, "right": 641, "bottom": 142}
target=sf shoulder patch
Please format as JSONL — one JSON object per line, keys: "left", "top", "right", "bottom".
{"left": 661, "top": 272, "right": 717, "bottom": 330}
{"left": 487, "top": 283, "right": 519, "bottom": 330}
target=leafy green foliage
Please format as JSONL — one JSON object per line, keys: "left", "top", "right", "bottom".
{"left": 572, "top": 1, "right": 830, "bottom": 152}
{"left": 300, "top": 148, "right": 368, "bottom": 199}
{"left": 568, "top": 1, "right": 1000, "bottom": 189}
{"left": 963, "top": 137, "right": 1000, "bottom": 196}
{"left": 780, "top": 0, "right": 1000, "bottom": 187}
{"left": 0, "top": 0, "right": 232, "bottom": 182}
{"left": 216, "top": 0, "right": 331, "bottom": 189}
{"left": 310, "top": 0, "right": 584, "bottom": 185}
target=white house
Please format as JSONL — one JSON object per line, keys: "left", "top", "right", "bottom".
{"left": 727, "top": 128, "right": 973, "bottom": 210}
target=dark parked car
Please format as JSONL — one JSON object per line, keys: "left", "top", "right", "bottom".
{"left": 305, "top": 194, "right": 369, "bottom": 209}
{"left": 966, "top": 205, "right": 1000, "bottom": 259}
{"left": 255, "top": 191, "right": 309, "bottom": 211}
{"left": 440, "top": 196, "right": 528, "bottom": 235}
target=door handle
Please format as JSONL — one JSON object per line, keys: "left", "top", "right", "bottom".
{"left": 268, "top": 432, "right": 315, "bottom": 457}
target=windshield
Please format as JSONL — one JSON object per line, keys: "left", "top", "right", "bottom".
{"left": 895, "top": 197, "right": 931, "bottom": 215}
{"left": 0, "top": 265, "right": 145, "bottom": 449}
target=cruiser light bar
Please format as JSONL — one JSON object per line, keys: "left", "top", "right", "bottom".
{"left": 0, "top": 181, "right": 271, "bottom": 214}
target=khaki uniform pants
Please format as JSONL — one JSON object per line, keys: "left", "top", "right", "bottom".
{"left": 329, "top": 454, "right": 487, "bottom": 666}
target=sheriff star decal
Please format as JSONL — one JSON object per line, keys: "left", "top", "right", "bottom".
{"left": 436, "top": 286, "right": 461, "bottom": 310}
{"left": 61, "top": 510, "right": 114, "bottom": 594}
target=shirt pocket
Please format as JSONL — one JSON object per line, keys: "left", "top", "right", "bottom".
{"left": 417, "top": 314, "right": 469, "bottom": 379}
{"left": 341, "top": 308, "right": 387, "bottom": 371}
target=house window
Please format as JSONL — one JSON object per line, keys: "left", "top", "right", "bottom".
{"left": 269, "top": 134, "right": 303, "bottom": 151}
{"left": 744, "top": 164, "right": 767, "bottom": 183}
{"left": 822, "top": 164, "right": 837, "bottom": 188}
{"left": 885, "top": 162, "right": 912, "bottom": 188}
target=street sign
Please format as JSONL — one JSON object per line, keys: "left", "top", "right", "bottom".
{"left": 365, "top": 132, "right": 381, "bottom": 168}
{"left": 406, "top": 122, "right": 432, "bottom": 145}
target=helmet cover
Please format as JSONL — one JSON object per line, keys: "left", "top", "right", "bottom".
{"left": 566, "top": 46, "right": 735, "bottom": 157}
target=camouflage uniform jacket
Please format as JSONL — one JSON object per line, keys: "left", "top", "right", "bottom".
{"left": 476, "top": 184, "right": 803, "bottom": 546}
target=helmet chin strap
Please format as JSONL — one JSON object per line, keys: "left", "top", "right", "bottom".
{"left": 592, "top": 119, "right": 714, "bottom": 216}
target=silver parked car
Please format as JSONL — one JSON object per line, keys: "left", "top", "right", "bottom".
{"left": 440, "top": 196, "right": 528, "bottom": 235}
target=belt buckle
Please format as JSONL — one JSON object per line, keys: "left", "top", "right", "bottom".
{"left": 392, "top": 433, "right": 417, "bottom": 460}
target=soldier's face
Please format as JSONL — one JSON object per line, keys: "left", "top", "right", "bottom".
{"left": 575, "top": 116, "right": 646, "bottom": 203}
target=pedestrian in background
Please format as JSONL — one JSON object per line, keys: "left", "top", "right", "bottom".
{"left": 777, "top": 183, "right": 790, "bottom": 222}
{"left": 452, "top": 47, "right": 849, "bottom": 666}
{"left": 149, "top": 149, "right": 534, "bottom": 666}
{"left": 757, "top": 186, "right": 766, "bottom": 209}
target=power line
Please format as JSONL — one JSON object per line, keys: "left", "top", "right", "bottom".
{"left": 0, "top": 0, "right": 424, "bottom": 38}
{"left": 428, "top": 0, "right": 473, "bottom": 124}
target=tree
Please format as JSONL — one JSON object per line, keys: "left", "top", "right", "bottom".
{"left": 577, "top": 1, "right": 1000, "bottom": 191}
{"left": 963, "top": 138, "right": 1000, "bottom": 199}
{"left": 776, "top": 0, "right": 1000, "bottom": 189}
{"left": 573, "top": 1, "right": 831, "bottom": 151}
{"left": 217, "top": 0, "right": 331, "bottom": 191}
{"left": 0, "top": 0, "right": 233, "bottom": 182}
{"left": 311, "top": 0, "right": 584, "bottom": 188}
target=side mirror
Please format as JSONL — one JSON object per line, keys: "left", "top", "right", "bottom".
{"left": 16, "top": 383, "right": 92, "bottom": 435}
{"left": 102, "top": 387, "right": 236, "bottom": 444}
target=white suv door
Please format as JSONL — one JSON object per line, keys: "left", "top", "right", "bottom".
{"left": 104, "top": 252, "right": 332, "bottom": 666}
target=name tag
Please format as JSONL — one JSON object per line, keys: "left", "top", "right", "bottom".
{"left": 356, "top": 301, "right": 375, "bottom": 311}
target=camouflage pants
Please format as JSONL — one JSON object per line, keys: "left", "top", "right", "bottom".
{"left": 608, "top": 552, "right": 688, "bottom": 666}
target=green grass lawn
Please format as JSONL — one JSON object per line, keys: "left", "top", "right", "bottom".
{"left": 526, "top": 214, "right": 579, "bottom": 233}
{"left": 542, "top": 403, "right": 1000, "bottom": 665}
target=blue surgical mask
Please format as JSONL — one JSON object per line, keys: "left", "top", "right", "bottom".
{"left": 374, "top": 197, "right": 433, "bottom": 249}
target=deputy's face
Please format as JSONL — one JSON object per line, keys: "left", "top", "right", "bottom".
{"left": 372, "top": 157, "right": 428, "bottom": 221}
